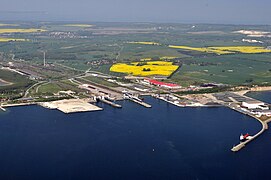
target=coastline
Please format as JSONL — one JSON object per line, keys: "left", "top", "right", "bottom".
{"left": 1, "top": 90, "right": 270, "bottom": 152}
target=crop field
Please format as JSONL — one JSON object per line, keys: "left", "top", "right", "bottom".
{"left": 118, "top": 43, "right": 183, "bottom": 61}
{"left": 0, "top": 22, "right": 270, "bottom": 86}
{"left": 0, "top": 28, "right": 46, "bottom": 34}
{"left": 171, "top": 54, "right": 271, "bottom": 86}
{"left": 110, "top": 61, "right": 179, "bottom": 76}
{"left": 0, "top": 38, "right": 27, "bottom": 42}
{"left": 169, "top": 45, "right": 271, "bottom": 55}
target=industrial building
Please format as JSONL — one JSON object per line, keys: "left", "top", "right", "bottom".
{"left": 143, "top": 78, "right": 182, "bottom": 89}
{"left": 241, "top": 101, "right": 267, "bottom": 109}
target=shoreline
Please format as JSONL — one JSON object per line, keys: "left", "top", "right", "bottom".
{"left": 1, "top": 90, "right": 270, "bottom": 152}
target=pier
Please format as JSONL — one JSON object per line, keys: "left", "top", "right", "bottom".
{"left": 129, "top": 98, "right": 152, "bottom": 108}
{"left": 155, "top": 95, "right": 185, "bottom": 107}
{"left": 98, "top": 98, "right": 122, "bottom": 108}
{"left": 231, "top": 118, "right": 268, "bottom": 152}
{"left": 211, "top": 92, "right": 271, "bottom": 152}
{"left": 229, "top": 108, "right": 269, "bottom": 152}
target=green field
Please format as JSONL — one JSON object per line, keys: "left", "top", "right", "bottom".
{"left": 0, "top": 21, "right": 270, "bottom": 88}
{"left": 30, "top": 80, "right": 85, "bottom": 96}
{"left": 171, "top": 54, "right": 271, "bottom": 86}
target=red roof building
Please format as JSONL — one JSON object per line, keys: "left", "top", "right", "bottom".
{"left": 144, "top": 79, "right": 181, "bottom": 89}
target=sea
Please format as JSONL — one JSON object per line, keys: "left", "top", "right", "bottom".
{"left": 0, "top": 91, "right": 270, "bottom": 180}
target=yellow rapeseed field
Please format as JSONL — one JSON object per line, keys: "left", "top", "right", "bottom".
{"left": 0, "top": 28, "right": 46, "bottom": 34}
{"left": 168, "top": 45, "right": 271, "bottom": 54}
{"left": 128, "top": 41, "right": 161, "bottom": 45}
{"left": 0, "top": 37, "right": 28, "bottom": 42}
{"left": 212, "top": 46, "right": 271, "bottom": 54}
{"left": 63, "top": 24, "right": 94, "bottom": 28}
{"left": 110, "top": 61, "right": 179, "bottom": 76}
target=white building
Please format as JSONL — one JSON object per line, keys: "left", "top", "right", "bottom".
{"left": 241, "top": 101, "right": 265, "bottom": 109}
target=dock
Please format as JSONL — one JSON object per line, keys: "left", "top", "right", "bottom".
{"left": 156, "top": 96, "right": 185, "bottom": 107}
{"left": 213, "top": 92, "right": 271, "bottom": 152}
{"left": 98, "top": 98, "right": 122, "bottom": 108}
{"left": 129, "top": 98, "right": 152, "bottom": 108}
{"left": 39, "top": 99, "right": 103, "bottom": 114}
{"left": 230, "top": 112, "right": 268, "bottom": 152}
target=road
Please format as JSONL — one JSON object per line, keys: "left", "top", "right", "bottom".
{"left": 24, "top": 81, "right": 47, "bottom": 97}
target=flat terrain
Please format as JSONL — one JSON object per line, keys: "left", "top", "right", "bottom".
{"left": 0, "top": 22, "right": 270, "bottom": 96}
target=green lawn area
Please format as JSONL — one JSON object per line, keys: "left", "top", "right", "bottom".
{"left": 37, "top": 83, "right": 63, "bottom": 94}
{"left": 34, "top": 80, "right": 84, "bottom": 96}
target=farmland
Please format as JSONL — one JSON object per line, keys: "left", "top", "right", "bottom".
{"left": 169, "top": 45, "right": 271, "bottom": 55}
{"left": 0, "top": 21, "right": 270, "bottom": 91}
{"left": 110, "top": 61, "right": 179, "bottom": 76}
{"left": 0, "top": 38, "right": 27, "bottom": 42}
{"left": 0, "top": 28, "right": 46, "bottom": 34}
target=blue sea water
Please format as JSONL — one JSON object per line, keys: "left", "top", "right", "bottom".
{"left": 0, "top": 93, "right": 270, "bottom": 180}
{"left": 246, "top": 91, "right": 271, "bottom": 104}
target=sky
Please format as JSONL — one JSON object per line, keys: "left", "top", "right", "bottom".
{"left": 0, "top": 0, "right": 270, "bottom": 24}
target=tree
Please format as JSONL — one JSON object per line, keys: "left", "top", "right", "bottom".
{"left": 143, "top": 68, "right": 151, "bottom": 71}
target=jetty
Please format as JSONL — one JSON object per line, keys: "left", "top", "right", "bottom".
{"left": 229, "top": 107, "right": 269, "bottom": 152}
{"left": 211, "top": 92, "right": 271, "bottom": 152}
{"left": 155, "top": 95, "right": 185, "bottom": 107}
{"left": 98, "top": 98, "right": 122, "bottom": 108}
{"left": 129, "top": 98, "right": 152, "bottom": 108}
